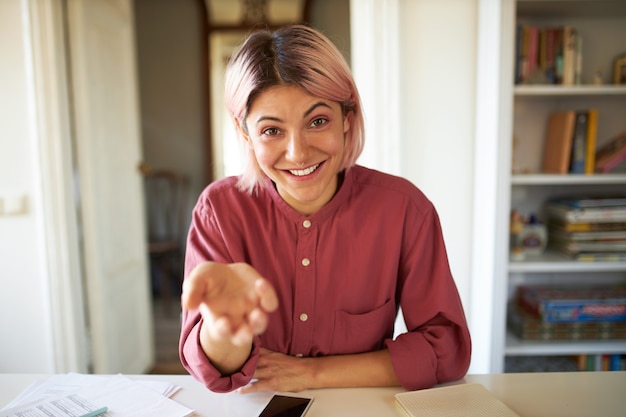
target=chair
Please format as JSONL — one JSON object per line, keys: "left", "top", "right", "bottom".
{"left": 142, "top": 166, "right": 190, "bottom": 313}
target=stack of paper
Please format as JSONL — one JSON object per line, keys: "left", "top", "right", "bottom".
{"left": 395, "top": 383, "right": 520, "bottom": 417}
{"left": 0, "top": 374, "right": 193, "bottom": 417}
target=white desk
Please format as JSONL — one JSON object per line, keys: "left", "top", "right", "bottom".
{"left": 1, "top": 372, "right": 625, "bottom": 417}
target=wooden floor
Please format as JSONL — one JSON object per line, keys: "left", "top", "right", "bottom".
{"left": 149, "top": 297, "right": 188, "bottom": 374}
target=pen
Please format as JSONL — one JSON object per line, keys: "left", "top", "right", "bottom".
{"left": 79, "top": 406, "right": 108, "bottom": 417}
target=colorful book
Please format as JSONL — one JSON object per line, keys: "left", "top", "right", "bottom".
{"left": 546, "top": 199, "right": 626, "bottom": 223}
{"left": 542, "top": 110, "right": 576, "bottom": 174}
{"left": 516, "top": 284, "right": 626, "bottom": 323}
{"left": 550, "top": 238, "right": 626, "bottom": 254}
{"left": 549, "top": 228, "right": 626, "bottom": 242}
{"left": 595, "top": 132, "right": 626, "bottom": 173}
{"left": 508, "top": 303, "right": 626, "bottom": 340}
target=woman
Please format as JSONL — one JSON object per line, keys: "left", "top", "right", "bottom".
{"left": 179, "top": 24, "right": 471, "bottom": 394}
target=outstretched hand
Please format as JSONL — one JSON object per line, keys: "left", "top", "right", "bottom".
{"left": 182, "top": 262, "right": 279, "bottom": 346}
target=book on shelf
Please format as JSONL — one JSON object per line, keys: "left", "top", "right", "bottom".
{"left": 569, "top": 111, "right": 588, "bottom": 173}
{"left": 546, "top": 198, "right": 626, "bottom": 223}
{"left": 584, "top": 109, "right": 598, "bottom": 174}
{"left": 548, "top": 195, "right": 626, "bottom": 208}
{"left": 563, "top": 26, "right": 578, "bottom": 86}
{"left": 542, "top": 110, "right": 576, "bottom": 173}
{"left": 550, "top": 238, "right": 626, "bottom": 254}
{"left": 595, "top": 132, "right": 626, "bottom": 173}
{"left": 508, "top": 303, "right": 626, "bottom": 341}
{"left": 549, "top": 228, "right": 626, "bottom": 242}
{"left": 515, "top": 284, "right": 626, "bottom": 323}
{"left": 549, "top": 219, "right": 626, "bottom": 232}
{"left": 575, "top": 252, "right": 626, "bottom": 262}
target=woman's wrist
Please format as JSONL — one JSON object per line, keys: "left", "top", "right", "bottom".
{"left": 199, "top": 319, "right": 253, "bottom": 375}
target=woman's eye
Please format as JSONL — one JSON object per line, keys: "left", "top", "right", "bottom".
{"left": 310, "top": 117, "right": 328, "bottom": 128}
{"left": 262, "top": 127, "right": 281, "bottom": 136}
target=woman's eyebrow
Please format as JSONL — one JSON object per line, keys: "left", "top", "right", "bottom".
{"left": 256, "top": 115, "right": 282, "bottom": 124}
{"left": 304, "top": 101, "right": 332, "bottom": 117}
{"left": 254, "top": 102, "right": 333, "bottom": 125}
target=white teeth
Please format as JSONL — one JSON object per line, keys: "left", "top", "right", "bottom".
{"left": 289, "top": 163, "right": 320, "bottom": 176}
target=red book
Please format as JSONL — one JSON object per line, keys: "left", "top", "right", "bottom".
{"left": 595, "top": 133, "right": 626, "bottom": 173}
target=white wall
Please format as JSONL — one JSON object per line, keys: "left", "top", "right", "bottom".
{"left": 353, "top": 0, "right": 486, "bottom": 373}
{"left": 0, "top": 0, "right": 55, "bottom": 372}
{"left": 398, "top": 0, "right": 477, "bottom": 316}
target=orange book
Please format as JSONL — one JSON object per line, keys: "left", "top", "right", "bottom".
{"left": 542, "top": 110, "right": 576, "bottom": 174}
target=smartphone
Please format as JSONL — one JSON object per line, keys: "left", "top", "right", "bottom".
{"left": 258, "top": 394, "right": 313, "bottom": 417}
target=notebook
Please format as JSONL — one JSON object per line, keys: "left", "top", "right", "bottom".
{"left": 395, "top": 383, "right": 520, "bottom": 417}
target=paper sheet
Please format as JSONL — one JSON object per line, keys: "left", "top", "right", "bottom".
{"left": 0, "top": 374, "right": 193, "bottom": 417}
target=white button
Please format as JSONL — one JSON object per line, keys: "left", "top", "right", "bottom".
{"left": 299, "top": 313, "right": 308, "bottom": 322}
{"left": 303, "top": 219, "right": 311, "bottom": 228}
{"left": 301, "top": 258, "right": 310, "bottom": 266}
{"left": 295, "top": 353, "right": 303, "bottom": 358}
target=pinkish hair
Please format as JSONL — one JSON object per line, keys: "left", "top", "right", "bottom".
{"left": 224, "top": 24, "right": 365, "bottom": 194}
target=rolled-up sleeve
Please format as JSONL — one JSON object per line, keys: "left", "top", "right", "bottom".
{"left": 179, "top": 308, "right": 260, "bottom": 393}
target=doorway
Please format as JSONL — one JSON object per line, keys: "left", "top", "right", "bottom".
{"left": 133, "top": 0, "right": 351, "bottom": 374}
{"left": 134, "top": 0, "right": 208, "bottom": 374}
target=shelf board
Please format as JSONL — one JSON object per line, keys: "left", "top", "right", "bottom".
{"left": 505, "top": 332, "right": 626, "bottom": 356}
{"left": 511, "top": 174, "right": 626, "bottom": 185}
{"left": 514, "top": 85, "right": 626, "bottom": 96}
{"left": 509, "top": 252, "right": 626, "bottom": 272}
{"left": 517, "top": 0, "right": 626, "bottom": 19}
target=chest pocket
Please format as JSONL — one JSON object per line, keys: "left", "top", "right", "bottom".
{"left": 330, "top": 298, "right": 396, "bottom": 355}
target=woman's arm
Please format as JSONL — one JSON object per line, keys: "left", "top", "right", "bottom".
{"left": 181, "top": 262, "right": 279, "bottom": 375}
{"left": 238, "top": 348, "right": 400, "bottom": 393}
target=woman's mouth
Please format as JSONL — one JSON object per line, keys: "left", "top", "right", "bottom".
{"left": 289, "top": 163, "right": 320, "bottom": 177}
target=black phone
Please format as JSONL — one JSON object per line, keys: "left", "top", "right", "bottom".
{"left": 258, "top": 394, "right": 313, "bottom": 417}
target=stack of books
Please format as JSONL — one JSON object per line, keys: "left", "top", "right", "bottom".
{"left": 507, "top": 284, "right": 626, "bottom": 341}
{"left": 515, "top": 24, "right": 581, "bottom": 85}
{"left": 546, "top": 196, "right": 626, "bottom": 261}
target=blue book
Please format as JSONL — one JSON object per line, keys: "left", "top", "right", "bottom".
{"left": 609, "top": 354, "right": 622, "bottom": 371}
{"left": 569, "top": 111, "right": 588, "bottom": 173}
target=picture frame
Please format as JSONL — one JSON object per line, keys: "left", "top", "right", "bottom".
{"left": 613, "top": 53, "right": 626, "bottom": 84}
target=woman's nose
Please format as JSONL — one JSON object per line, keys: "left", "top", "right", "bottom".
{"left": 286, "top": 133, "right": 307, "bottom": 164}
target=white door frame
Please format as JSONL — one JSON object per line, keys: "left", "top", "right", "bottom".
{"left": 24, "top": 0, "right": 89, "bottom": 373}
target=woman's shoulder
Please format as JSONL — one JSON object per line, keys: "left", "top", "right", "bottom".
{"left": 347, "top": 166, "right": 438, "bottom": 223}
{"left": 350, "top": 165, "right": 430, "bottom": 202}
{"left": 195, "top": 176, "right": 250, "bottom": 210}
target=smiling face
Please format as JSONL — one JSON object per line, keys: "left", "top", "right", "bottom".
{"left": 242, "top": 85, "right": 350, "bottom": 215}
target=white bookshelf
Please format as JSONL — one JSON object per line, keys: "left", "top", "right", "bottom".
{"left": 493, "top": 0, "right": 626, "bottom": 373}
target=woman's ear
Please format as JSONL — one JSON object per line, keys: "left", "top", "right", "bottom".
{"left": 343, "top": 111, "right": 352, "bottom": 135}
